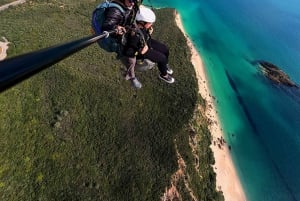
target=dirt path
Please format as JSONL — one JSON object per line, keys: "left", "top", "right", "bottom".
{"left": 0, "top": 0, "right": 26, "bottom": 12}
{"left": 0, "top": 37, "right": 10, "bottom": 61}
{"left": 1, "top": 0, "right": 26, "bottom": 60}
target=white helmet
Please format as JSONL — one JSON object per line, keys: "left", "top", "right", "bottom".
{"left": 136, "top": 6, "right": 156, "bottom": 23}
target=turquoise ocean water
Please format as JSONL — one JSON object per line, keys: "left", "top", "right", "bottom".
{"left": 144, "top": 0, "right": 300, "bottom": 200}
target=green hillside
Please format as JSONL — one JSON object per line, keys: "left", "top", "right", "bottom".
{"left": 0, "top": 1, "right": 223, "bottom": 200}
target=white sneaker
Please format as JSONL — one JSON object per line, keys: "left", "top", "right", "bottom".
{"left": 159, "top": 74, "right": 175, "bottom": 84}
{"left": 131, "top": 78, "right": 142, "bottom": 89}
{"left": 166, "top": 64, "right": 173, "bottom": 75}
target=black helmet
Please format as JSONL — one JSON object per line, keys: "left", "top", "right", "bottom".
{"left": 135, "top": 0, "right": 143, "bottom": 5}
{"left": 132, "top": 0, "right": 143, "bottom": 13}
{"left": 133, "top": 0, "right": 143, "bottom": 6}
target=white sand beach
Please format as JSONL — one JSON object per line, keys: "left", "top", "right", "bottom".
{"left": 175, "top": 12, "right": 247, "bottom": 201}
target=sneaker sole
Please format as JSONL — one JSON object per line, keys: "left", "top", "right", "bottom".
{"left": 159, "top": 75, "right": 175, "bottom": 84}
{"left": 167, "top": 70, "right": 173, "bottom": 75}
{"left": 131, "top": 79, "right": 142, "bottom": 89}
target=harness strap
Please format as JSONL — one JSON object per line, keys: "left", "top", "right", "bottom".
{"left": 133, "top": 21, "right": 146, "bottom": 46}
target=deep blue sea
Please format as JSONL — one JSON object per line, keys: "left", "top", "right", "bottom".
{"left": 144, "top": 0, "right": 300, "bottom": 200}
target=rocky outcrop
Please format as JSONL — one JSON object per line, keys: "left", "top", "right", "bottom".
{"left": 258, "top": 61, "right": 299, "bottom": 88}
{"left": 161, "top": 139, "right": 198, "bottom": 201}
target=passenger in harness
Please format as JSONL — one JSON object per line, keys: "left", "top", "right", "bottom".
{"left": 92, "top": 1, "right": 160, "bottom": 89}
{"left": 123, "top": 6, "right": 175, "bottom": 88}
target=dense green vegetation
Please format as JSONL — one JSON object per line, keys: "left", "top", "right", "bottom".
{"left": 0, "top": 1, "right": 223, "bottom": 200}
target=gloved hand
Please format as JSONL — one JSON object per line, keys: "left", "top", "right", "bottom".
{"left": 116, "top": 26, "right": 126, "bottom": 35}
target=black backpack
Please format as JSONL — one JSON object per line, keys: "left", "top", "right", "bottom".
{"left": 91, "top": 0, "right": 125, "bottom": 53}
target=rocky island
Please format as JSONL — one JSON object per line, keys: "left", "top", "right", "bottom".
{"left": 258, "top": 61, "right": 299, "bottom": 88}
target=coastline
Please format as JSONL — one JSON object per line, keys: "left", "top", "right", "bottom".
{"left": 174, "top": 12, "right": 247, "bottom": 201}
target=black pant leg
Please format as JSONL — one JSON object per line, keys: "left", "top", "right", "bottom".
{"left": 143, "top": 49, "right": 168, "bottom": 75}
{"left": 150, "top": 39, "right": 169, "bottom": 60}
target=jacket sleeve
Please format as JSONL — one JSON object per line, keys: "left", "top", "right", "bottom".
{"left": 102, "top": 7, "right": 124, "bottom": 31}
